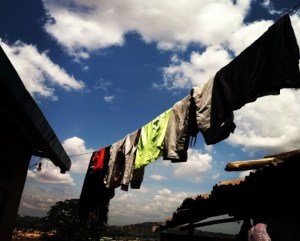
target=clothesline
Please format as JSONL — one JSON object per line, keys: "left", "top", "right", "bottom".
{"left": 287, "top": 2, "right": 300, "bottom": 15}
{"left": 29, "top": 151, "right": 95, "bottom": 170}
{"left": 78, "top": 13, "right": 300, "bottom": 229}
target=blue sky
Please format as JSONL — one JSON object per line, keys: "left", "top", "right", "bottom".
{"left": 1, "top": 0, "right": 300, "bottom": 232}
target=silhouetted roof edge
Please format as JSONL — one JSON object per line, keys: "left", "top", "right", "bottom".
{"left": 0, "top": 45, "right": 71, "bottom": 173}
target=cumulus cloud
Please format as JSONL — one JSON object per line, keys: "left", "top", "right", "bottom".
{"left": 27, "top": 160, "right": 75, "bottom": 185}
{"left": 43, "top": 0, "right": 251, "bottom": 59}
{"left": 150, "top": 174, "right": 167, "bottom": 181}
{"left": 228, "top": 19, "right": 274, "bottom": 55}
{"left": 172, "top": 149, "right": 213, "bottom": 183}
{"left": 291, "top": 14, "right": 300, "bottom": 48}
{"left": 239, "top": 170, "right": 253, "bottom": 179}
{"left": 160, "top": 46, "right": 232, "bottom": 89}
{"left": 212, "top": 172, "right": 221, "bottom": 179}
{"left": 62, "top": 136, "right": 95, "bottom": 173}
{"left": 159, "top": 17, "right": 280, "bottom": 91}
{"left": 109, "top": 187, "right": 191, "bottom": 225}
{"left": 20, "top": 192, "right": 56, "bottom": 215}
{"left": 19, "top": 185, "right": 80, "bottom": 217}
{"left": 147, "top": 188, "right": 188, "bottom": 214}
{"left": 260, "top": 0, "right": 284, "bottom": 15}
{"left": 228, "top": 89, "right": 300, "bottom": 155}
{"left": 159, "top": 13, "right": 300, "bottom": 92}
{"left": 204, "top": 144, "right": 214, "bottom": 153}
{"left": 0, "top": 39, "right": 85, "bottom": 100}
{"left": 104, "top": 95, "right": 115, "bottom": 103}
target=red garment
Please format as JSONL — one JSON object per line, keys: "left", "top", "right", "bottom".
{"left": 91, "top": 147, "right": 106, "bottom": 171}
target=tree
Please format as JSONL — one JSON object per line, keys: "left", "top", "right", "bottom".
{"left": 45, "top": 199, "right": 107, "bottom": 241}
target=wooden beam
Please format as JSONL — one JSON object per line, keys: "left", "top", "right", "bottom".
{"left": 225, "top": 149, "right": 300, "bottom": 172}
{"left": 224, "top": 157, "right": 278, "bottom": 171}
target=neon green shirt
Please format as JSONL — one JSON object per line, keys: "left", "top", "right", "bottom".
{"left": 134, "top": 108, "right": 171, "bottom": 169}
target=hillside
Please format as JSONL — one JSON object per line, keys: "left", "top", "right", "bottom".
{"left": 13, "top": 215, "right": 236, "bottom": 240}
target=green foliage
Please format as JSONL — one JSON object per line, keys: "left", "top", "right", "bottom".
{"left": 45, "top": 199, "right": 106, "bottom": 241}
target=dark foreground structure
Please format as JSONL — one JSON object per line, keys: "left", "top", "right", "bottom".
{"left": 154, "top": 149, "right": 300, "bottom": 240}
{"left": 0, "top": 45, "right": 72, "bottom": 241}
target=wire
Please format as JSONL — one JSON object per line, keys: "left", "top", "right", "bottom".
{"left": 28, "top": 151, "right": 95, "bottom": 170}
{"left": 69, "top": 151, "right": 94, "bottom": 157}
{"left": 288, "top": 2, "right": 300, "bottom": 15}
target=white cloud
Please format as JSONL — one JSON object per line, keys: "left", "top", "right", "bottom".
{"left": 239, "top": 170, "right": 253, "bottom": 179}
{"left": 204, "top": 144, "right": 214, "bottom": 153}
{"left": 115, "top": 192, "right": 134, "bottom": 201}
{"left": 44, "top": 5, "right": 124, "bottom": 59}
{"left": 160, "top": 45, "right": 232, "bottom": 89}
{"left": 93, "top": 79, "right": 116, "bottom": 103}
{"left": 159, "top": 12, "right": 300, "bottom": 91}
{"left": 104, "top": 95, "right": 115, "bottom": 103}
{"left": 228, "top": 89, "right": 300, "bottom": 155}
{"left": 260, "top": 0, "right": 283, "bottom": 15}
{"left": 212, "top": 172, "right": 220, "bottom": 179}
{"left": 0, "top": 39, "right": 85, "bottom": 100}
{"left": 62, "top": 136, "right": 94, "bottom": 173}
{"left": 20, "top": 193, "right": 55, "bottom": 214}
{"left": 291, "top": 14, "right": 300, "bottom": 49}
{"left": 172, "top": 149, "right": 213, "bottom": 183}
{"left": 18, "top": 185, "right": 80, "bottom": 217}
{"left": 158, "top": 19, "right": 273, "bottom": 91}
{"left": 94, "top": 79, "right": 113, "bottom": 91}
{"left": 109, "top": 187, "right": 191, "bottom": 225}
{"left": 150, "top": 174, "right": 167, "bottom": 181}
{"left": 228, "top": 19, "right": 274, "bottom": 55}
{"left": 43, "top": 0, "right": 251, "bottom": 59}
{"left": 27, "top": 160, "right": 75, "bottom": 186}
{"left": 148, "top": 188, "right": 189, "bottom": 214}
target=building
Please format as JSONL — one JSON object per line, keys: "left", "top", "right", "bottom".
{"left": 0, "top": 45, "right": 72, "bottom": 241}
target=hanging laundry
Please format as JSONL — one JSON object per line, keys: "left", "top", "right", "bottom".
{"left": 121, "top": 129, "right": 142, "bottom": 191}
{"left": 79, "top": 146, "right": 114, "bottom": 228}
{"left": 77, "top": 13, "right": 300, "bottom": 234}
{"left": 91, "top": 147, "right": 106, "bottom": 171}
{"left": 134, "top": 108, "right": 172, "bottom": 169}
{"left": 163, "top": 90, "right": 198, "bottom": 163}
{"left": 193, "top": 76, "right": 214, "bottom": 135}
{"left": 193, "top": 76, "right": 236, "bottom": 145}
{"left": 105, "top": 128, "right": 141, "bottom": 191}
{"left": 203, "top": 14, "right": 300, "bottom": 145}
{"left": 130, "top": 166, "right": 145, "bottom": 189}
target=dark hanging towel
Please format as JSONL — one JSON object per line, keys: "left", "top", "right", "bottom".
{"left": 79, "top": 145, "right": 114, "bottom": 229}
{"left": 204, "top": 14, "right": 300, "bottom": 145}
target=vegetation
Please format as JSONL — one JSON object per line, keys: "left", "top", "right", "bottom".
{"left": 44, "top": 199, "right": 107, "bottom": 241}
{"left": 16, "top": 199, "right": 159, "bottom": 240}
{"left": 15, "top": 215, "right": 49, "bottom": 231}
{"left": 14, "top": 213, "right": 162, "bottom": 240}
